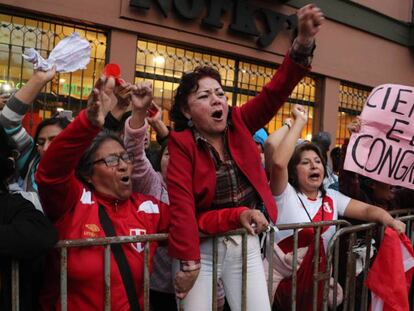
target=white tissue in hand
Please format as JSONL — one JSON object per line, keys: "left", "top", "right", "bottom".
{"left": 22, "top": 32, "right": 91, "bottom": 73}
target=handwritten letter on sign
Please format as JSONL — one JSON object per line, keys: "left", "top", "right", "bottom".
{"left": 344, "top": 84, "right": 414, "bottom": 190}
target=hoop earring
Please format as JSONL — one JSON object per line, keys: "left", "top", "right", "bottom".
{"left": 187, "top": 118, "right": 194, "bottom": 128}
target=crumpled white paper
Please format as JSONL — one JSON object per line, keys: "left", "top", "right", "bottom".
{"left": 22, "top": 32, "right": 91, "bottom": 73}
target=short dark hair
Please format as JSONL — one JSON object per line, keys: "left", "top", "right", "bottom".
{"left": 75, "top": 131, "right": 125, "bottom": 189}
{"left": 170, "top": 66, "right": 222, "bottom": 131}
{"left": 21, "top": 117, "right": 71, "bottom": 179}
{"left": 34, "top": 117, "right": 71, "bottom": 145}
{"left": 288, "top": 142, "right": 327, "bottom": 196}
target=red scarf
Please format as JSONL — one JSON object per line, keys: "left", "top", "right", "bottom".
{"left": 274, "top": 198, "right": 334, "bottom": 310}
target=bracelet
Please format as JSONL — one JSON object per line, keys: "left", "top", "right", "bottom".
{"left": 180, "top": 260, "right": 201, "bottom": 272}
{"left": 283, "top": 122, "right": 291, "bottom": 130}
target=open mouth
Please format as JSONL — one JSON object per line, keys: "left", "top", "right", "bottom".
{"left": 120, "top": 176, "right": 130, "bottom": 185}
{"left": 211, "top": 110, "right": 223, "bottom": 120}
{"left": 309, "top": 173, "right": 320, "bottom": 181}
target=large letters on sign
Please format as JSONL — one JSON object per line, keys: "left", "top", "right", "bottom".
{"left": 344, "top": 84, "right": 414, "bottom": 190}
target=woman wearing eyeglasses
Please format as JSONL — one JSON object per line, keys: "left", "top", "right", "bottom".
{"left": 35, "top": 77, "right": 170, "bottom": 310}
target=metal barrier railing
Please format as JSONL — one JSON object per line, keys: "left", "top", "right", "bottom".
{"left": 272, "top": 219, "right": 351, "bottom": 310}
{"left": 389, "top": 208, "right": 413, "bottom": 217}
{"left": 322, "top": 214, "right": 414, "bottom": 311}
{"left": 9, "top": 216, "right": 414, "bottom": 311}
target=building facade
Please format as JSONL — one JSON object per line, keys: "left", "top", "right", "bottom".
{"left": 1, "top": 0, "right": 413, "bottom": 145}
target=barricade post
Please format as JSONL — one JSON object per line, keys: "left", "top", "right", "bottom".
{"left": 275, "top": 220, "right": 351, "bottom": 311}
{"left": 9, "top": 214, "right": 414, "bottom": 311}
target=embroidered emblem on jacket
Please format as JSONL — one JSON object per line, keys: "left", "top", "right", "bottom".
{"left": 130, "top": 228, "right": 147, "bottom": 252}
{"left": 83, "top": 224, "right": 100, "bottom": 237}
{"left": 323, "top": 202, "right": 333, "bottom": 213}
{"left": 138, "top": 201, "right": 159, "bottom": 214}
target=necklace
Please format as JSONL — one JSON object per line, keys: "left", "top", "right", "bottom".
{"left": 296, "top": 192, "right": 325, "bottom": 223}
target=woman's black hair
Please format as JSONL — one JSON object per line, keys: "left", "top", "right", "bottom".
{"left": 21, "top": 117, "right": 71, "bottom": 178}
{"left": 288, "top": 142, "right": 327, "bottom": 197}
{"left": 170, "top": 66, "right": 222, "bottom": 131}
{"left": 153, "top": 139, "right": 169, "bottom": 173}
{"left": 75, "top": 130, "right": 125, "bottom": 190}
{"left": 0, "top": 124, "right": 18, "bottom": 192}
{"left": 330, "top": 146, "right": 341, "bottom": 174}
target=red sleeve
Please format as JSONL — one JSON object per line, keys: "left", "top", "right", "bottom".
{"left": 35, "top": 110, "right": 101, "bottom": 222}
{"left": 166, "top": 134, "right": 200, "bottom": 261}
{"left": 240, "top": 54, "right": 309, "bottom": 133}
{"left": 197, "top": 207, "right": 248, "bottom": 235}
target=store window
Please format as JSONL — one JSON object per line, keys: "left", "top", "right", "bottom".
{"left": 0, "top": 12, "right": 107, "bottom": 134}
{"left": 135, "top": 39, "right": 317, "bottom": 141}
{"left": 336, "top": 82, "right": 371, "bottom": 146}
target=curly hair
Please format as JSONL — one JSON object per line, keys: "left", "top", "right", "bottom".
{"left": 170, "top": 66, "right": 222, "bottom": 131}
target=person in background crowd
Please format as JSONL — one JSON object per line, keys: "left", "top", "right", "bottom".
{"left": 104, "top": 93, "right": 169, "bottom": 168}
{"left": 103, "top": 94, "right": 131, "bottom": 133}
{"left": 330, "top": 146, "right": 341, "bottom": 176}
{"left": 166, "top": 4, "right": 324, "bottom": 310}
{"left": 124, "top": 87, "right": 230, "bottom": 310}
{"left": 0, "top": 124, "right": 57, "bottom": 311}
{"left": 35, "top": 76, "right": 170, "bottom": 310}
{"left": 0, "top": 67, "right": 70, "bottom": 211}
{"left": 312, "top": 131, "right": 338, "bottom": 189}
{"left": 339, "top": 118, "right": 414, "bottom": 210}
{"left": 123, "top": 93, "right": 174, "bottom": 310}
{"left": 265, "top": 104, "right": 405, "bottom": 311}
{"left": 253, "top": 128, "right": 269, "bottom": 167}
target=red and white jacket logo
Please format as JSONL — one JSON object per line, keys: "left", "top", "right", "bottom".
{"left": 130, "top": 228, "right": 146, "bottom": 253}
{"left": 323, "top": 202, "right": 333, "bottom": 213}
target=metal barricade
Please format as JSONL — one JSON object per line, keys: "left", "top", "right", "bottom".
{"left": 9, "top": 216, "right": 414, "bottom": 311}
{"left": 322, "top": 214, "right": 414, "bottom": 311}
{"left": 272, "top": 220, "right": 351, "bottom": 311}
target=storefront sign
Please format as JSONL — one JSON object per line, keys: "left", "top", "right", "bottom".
{"left": 344, "top": 84, "right": 414, "bottom": 190}
{"left": 130, "top": 0, "right": 296, "bottom": 47}
{"left": 62, "top": 83, "right": 92, "bottom": 97}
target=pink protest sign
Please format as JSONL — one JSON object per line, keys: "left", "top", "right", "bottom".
{"left": 344, "top": 84, "right": 414, "bottom": 190}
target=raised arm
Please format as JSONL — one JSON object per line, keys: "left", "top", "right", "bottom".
{"left": 0, "top": 68, "right": 56, "bottom": 170}
{"left": 240, "top": 4, "right": 323, "bottom": 132}
{"left": 146, "top": 101, "right": 170, "bottom": 145}
{"left": 35, "top": 77, "right": 115, "bottom": 221}
{"left": 103, "top": 81, "right": 132, "bottom": 132}
{"left": 14, "top": 68, "right": 56, "bottom": 105}
{"left": 123, "top": 82, "right": 167, "bottom": 200}
{"left": 265, "top": 105, "right": 307, "bottom": 196}
{"left": 264, "top": 118, "right": 292, "bottom": 172}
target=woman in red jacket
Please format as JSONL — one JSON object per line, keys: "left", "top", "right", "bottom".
{"left": 36, "top": 77, "right": 170, "bottom": 310}
{"left": 166, "top": 4, "right": 324, "bottom": 310}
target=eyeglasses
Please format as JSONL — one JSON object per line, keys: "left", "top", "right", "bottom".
{"left": 92, "top": 152, "right": 134, "bottom": 167}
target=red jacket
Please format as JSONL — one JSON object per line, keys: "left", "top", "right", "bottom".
{"left": 36, "top": 110, "right": 170, "bottom": 310}
{"left": 167, "top": 55, "right": 309, "bottom": 260}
